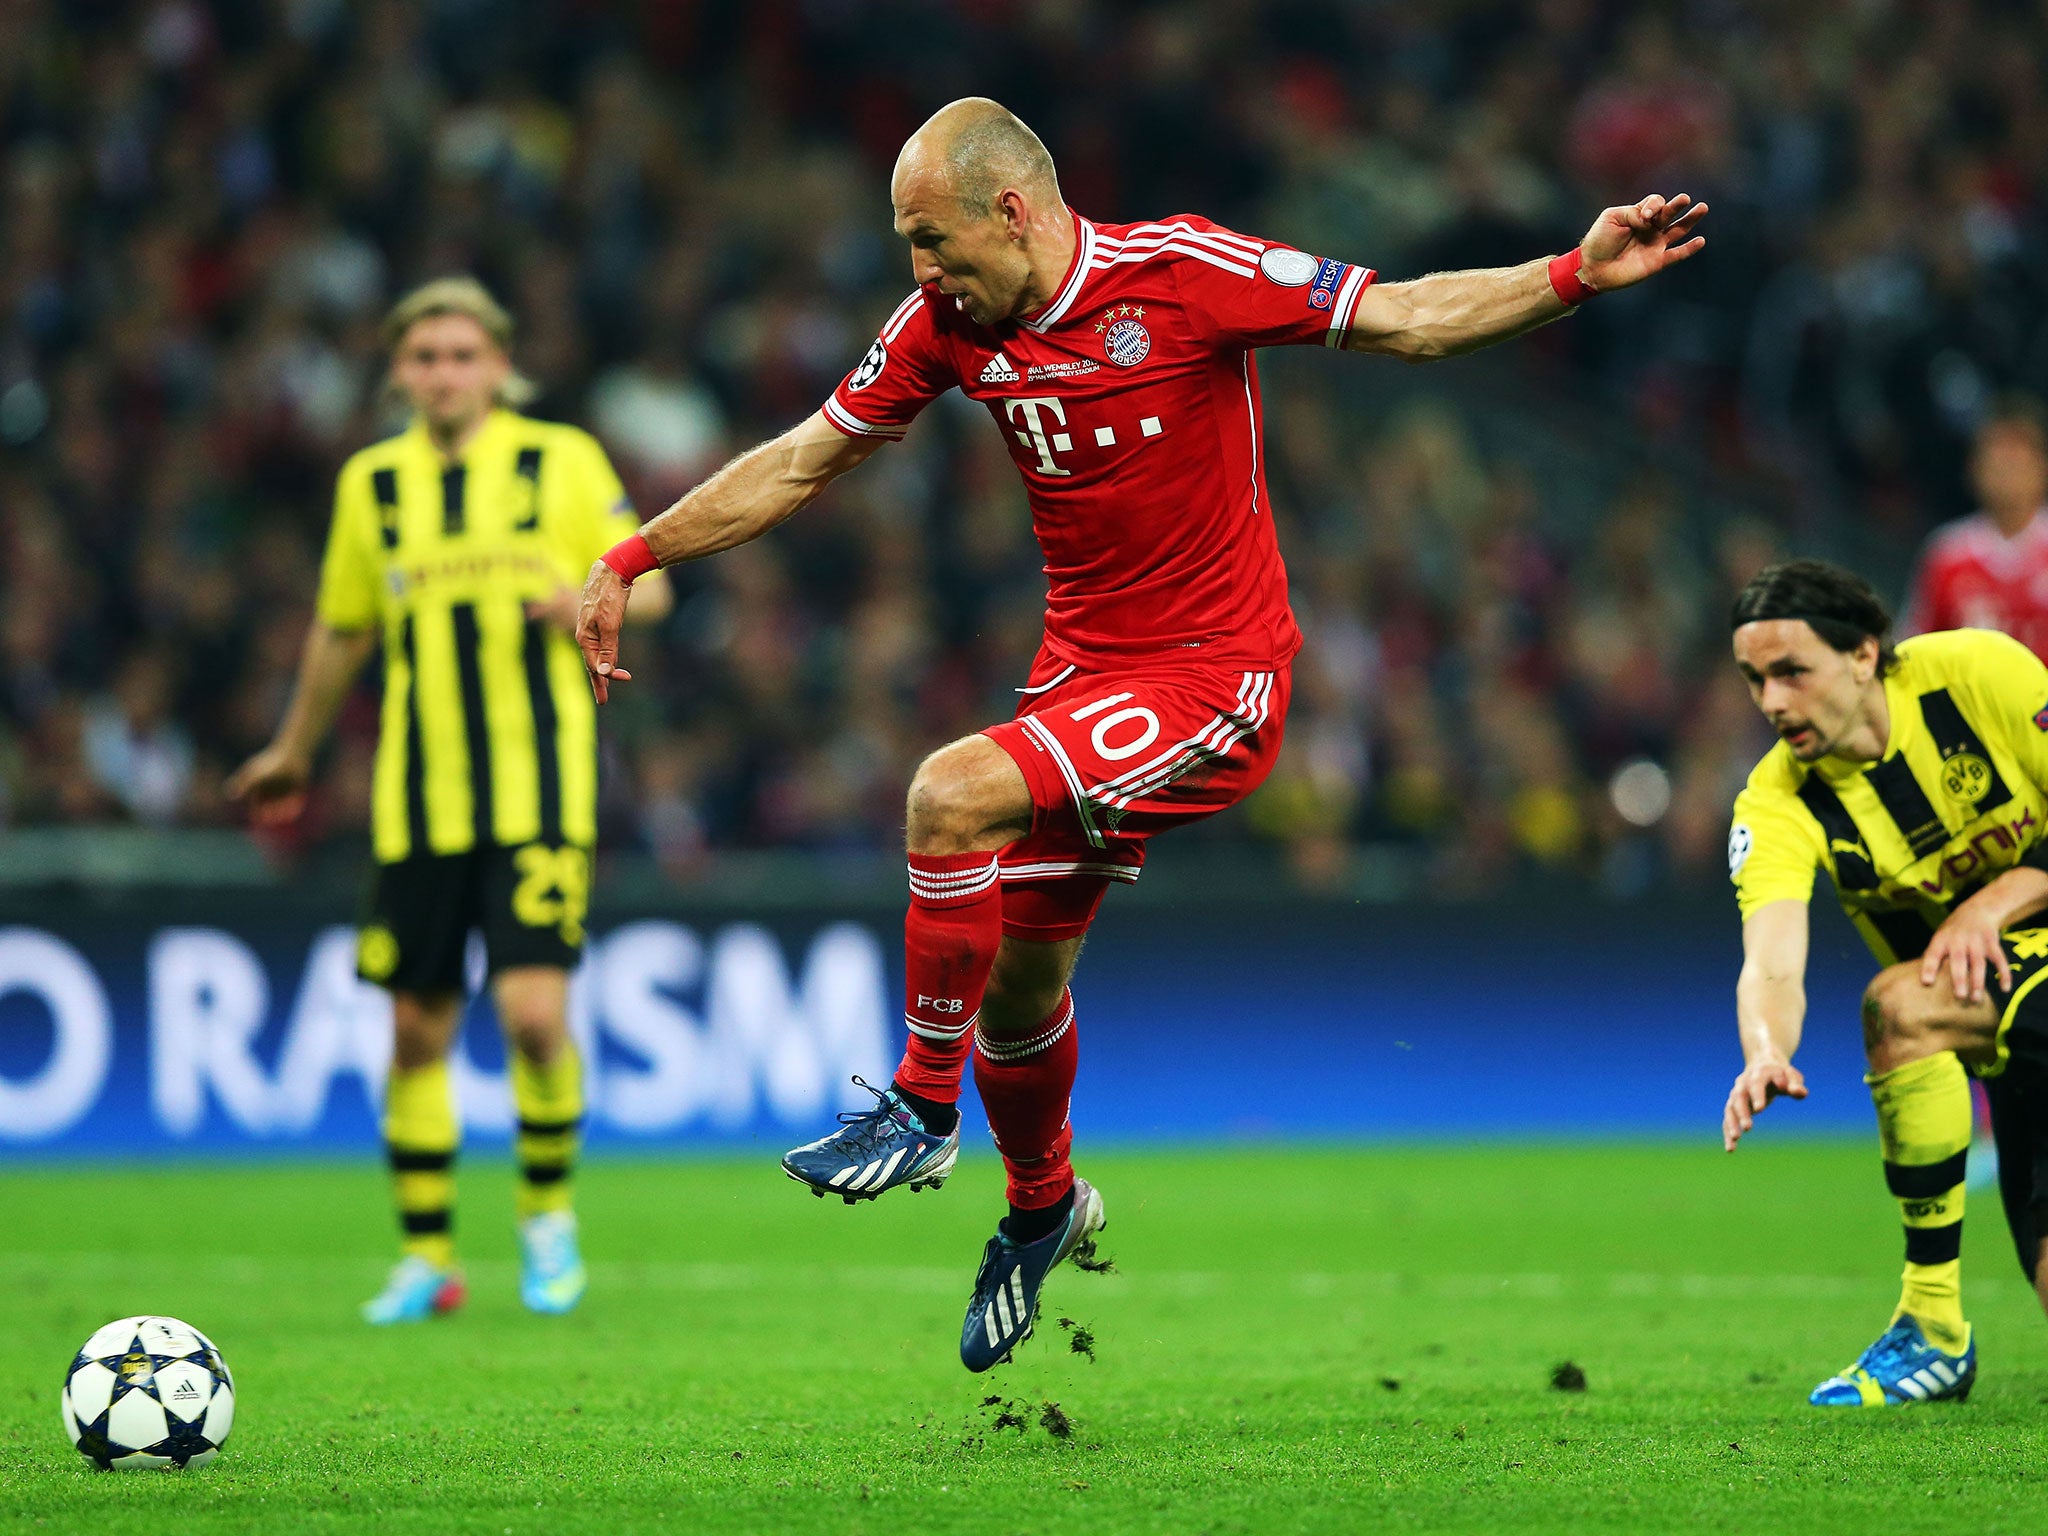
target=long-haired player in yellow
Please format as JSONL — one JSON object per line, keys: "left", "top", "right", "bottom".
{"left": 1724, "top": 559, "right": 2048, "bottom": 1404}
{"left": 229, "top": 278, "right": 670, "bottom": 1321}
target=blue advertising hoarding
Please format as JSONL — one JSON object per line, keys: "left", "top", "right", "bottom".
{"left": 0, "top": 891, "right": 1886, "bottom": 1153}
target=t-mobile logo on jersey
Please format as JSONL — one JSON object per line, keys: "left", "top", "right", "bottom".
{"left": 1004, "top": 397, "right": 1165, "bottom": 476}
{"left": 1004, "top": 396, "right": 1074, "bottom": 476}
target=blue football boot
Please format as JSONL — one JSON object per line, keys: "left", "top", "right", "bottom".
{"left": 1809, "top": 1316, "right": 1976, "bottom": 1406}
{"left": 518, "top": 1211, "right": 587, "bottom": 1315}
{"left": 960, "top": 1176, "right": 1108, "bottom": 1373}
{"left": 783, "top": 1077, "right": 960, "bottom": 1203}
{"left": 360, "top": 1254, "right": 466, "bottom": 1325}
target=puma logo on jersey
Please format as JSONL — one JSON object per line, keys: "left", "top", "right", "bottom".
{"left": 979, "top": 352, "right": 1020, "bottom": 384}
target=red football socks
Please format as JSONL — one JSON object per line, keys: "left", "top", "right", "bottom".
{"left": 893, "top": 852, "right": 1003, "bottom": 1108}
{"left": 973, "top": 988, "right": 1079, "bottom": 1211}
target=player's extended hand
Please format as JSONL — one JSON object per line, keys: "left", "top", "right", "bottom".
{"left": 1722, "top": 1058, "right": 1807, "bottom": 1151}
{"left": 576, "top": 560, "right": 633, "bottom": 704}
{"left": 524, "top": 584, "right": 583, "bottom": 635}
{"left": 1578, "top": 193, "right": 1708, "bottom": 293}
{"left": 1920, "top": 899, "right": 2012, "bottom": 1004}
{"left": 224, "top": 741, "right": 312, "bottom": 828}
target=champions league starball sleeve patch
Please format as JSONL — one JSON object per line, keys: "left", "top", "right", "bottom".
{"left": 847, "top": 338, "right": 888, "bottom": 391}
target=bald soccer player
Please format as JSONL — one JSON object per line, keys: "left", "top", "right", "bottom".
{"left": 576, "top": 98, "right": 1709, "bottom": 1371}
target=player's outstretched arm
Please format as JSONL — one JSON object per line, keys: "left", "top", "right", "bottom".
{"left": 577, "top": 411, "right": 883, "bottom": 702}
{"left": 1346, "top": 193, "right": 1708, "bottom": 362}
{"left": 225, "top": 621, "right": 377, "bottom": 826}
{"left": 1724, "top": 898, "right": 1811, "bottom": 1151}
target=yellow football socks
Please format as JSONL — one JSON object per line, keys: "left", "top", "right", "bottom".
{"left": 1868, "top": 1050, "right": 1971, "bottom": 1352}
{"left": 512, "top": 1045, "right": 583, "bottom": 1221}
{"left": 384, "top": 1058, "right": 459, "bottom": 1270}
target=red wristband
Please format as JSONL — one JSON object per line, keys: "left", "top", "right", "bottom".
{"left": 601, "top": 534, "right": 658, "bottom": 584}
{"left": 1548, "top": 248, "right": 1596, "bottom": 306}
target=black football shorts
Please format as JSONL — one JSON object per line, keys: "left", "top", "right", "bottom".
{"left": 1982, "top": 926, "right": 2048, "bottom": 1278}
{"left": 355, "top": 842, "right": 589, "bottom": 993}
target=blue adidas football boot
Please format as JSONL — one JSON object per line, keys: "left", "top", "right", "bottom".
{"left": 1809, "top": 1316, "right": 1976, "bottom": 1406}
{"left": 782, "top": 1077, "right": 960, "bottom": 1203}
{"left": 960, "top": 1176, "right": 1108, "bottom": 1373}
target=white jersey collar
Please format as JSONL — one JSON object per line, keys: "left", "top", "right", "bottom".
{"left": 1018, "top": 212, "right": 1096, "bottom": 334}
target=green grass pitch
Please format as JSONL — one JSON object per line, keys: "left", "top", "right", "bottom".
{"left": 3, "top": 1143, "right": 2045, "bottom": 1534}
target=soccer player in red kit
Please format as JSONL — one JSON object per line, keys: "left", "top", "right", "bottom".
{"left": 1903, "top": 399, "right": 2048, "bottom": 655}
{"left": 576, "top": 98, "right": 1708, "bottom": 1371}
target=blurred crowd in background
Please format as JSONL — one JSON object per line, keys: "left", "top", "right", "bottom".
{"left": 4, "top": 0, "right": 2048, "bottom": 894}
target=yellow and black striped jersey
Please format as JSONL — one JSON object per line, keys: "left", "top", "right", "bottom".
{"left": 1731, "top": 629, "right": 2048, "bottom": 965}
{"left": 316, "top": 409, "right": 638, "bottom": 863}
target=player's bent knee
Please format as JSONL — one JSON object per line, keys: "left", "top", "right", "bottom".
{"left": 1860, "top": 964, "right": 1980, "bottom": 1069}
{"left": 1860, "top": 969, "right": 1923, "bottom": 1059}
{"left": 906, "top": 736, "right": 1030, "bottom": 855}
{"left": 1860, "top": 978, "right": 1897, "bottom": 1058}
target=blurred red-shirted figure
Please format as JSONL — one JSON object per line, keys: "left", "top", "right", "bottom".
{"left": 1904, "top": 399, "right": 2048, "bottom": 656}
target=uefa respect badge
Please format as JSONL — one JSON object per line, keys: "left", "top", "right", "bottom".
{"left": 1304, "top": 256, "right": 1348, "bottom": 310}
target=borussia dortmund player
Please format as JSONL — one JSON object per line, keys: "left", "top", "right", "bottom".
{"left": 229, "top": 278, "right": 670, "bottom": 1322}
{"left": 1724, "top": 559, "right": 2048, "bottom": 1406}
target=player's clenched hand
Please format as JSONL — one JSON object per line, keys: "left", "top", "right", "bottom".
{"left": 1921, "top": 901, "right": 2011, "bottom": 1004}
{"left": 225, "top": 742, "right": 313, "bottom": 828}
{"left": 1722, "top": 1059, "right": 1807, "bottom": 1152}
{"left": 577, "top": 560, "right": 633, "bottom": 704}
{"left": 1577, "top": 193, "right": 1708, "bottom": 293}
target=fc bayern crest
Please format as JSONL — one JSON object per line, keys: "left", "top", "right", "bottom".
{"left": 1104, "top": 318, "right": 1151, "bottom": 368}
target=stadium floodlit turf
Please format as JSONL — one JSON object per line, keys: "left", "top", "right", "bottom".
{"left": 3, "top": 1145, "right": 2045, "bottom": 1534}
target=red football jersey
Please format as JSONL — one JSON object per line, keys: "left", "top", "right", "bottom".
{"left": 1902, "top": 509, "right": 2048, "bottom": 659}
{"left": 824, "top": 213, "right": 1376, "bottom": 670}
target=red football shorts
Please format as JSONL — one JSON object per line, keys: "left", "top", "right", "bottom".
{"left": 981, "top": 648, "right": 1292, "bottom": 942}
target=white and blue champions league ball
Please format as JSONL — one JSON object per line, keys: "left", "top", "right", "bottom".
{"left": 62, "top": 1316, "right": 235, "bottom": 1470}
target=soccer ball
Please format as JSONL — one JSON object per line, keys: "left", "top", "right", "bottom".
{"left": 61, "top": 1316, "right": 234, "bottom": 1470}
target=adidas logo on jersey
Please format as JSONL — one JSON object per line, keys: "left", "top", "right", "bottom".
{"left": 979, "top": 352, "right": 1020, "bottom": 384}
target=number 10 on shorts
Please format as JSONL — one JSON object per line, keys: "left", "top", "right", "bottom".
{"left": 1070, "top": 692, "right": 1160, "bottom": 761}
